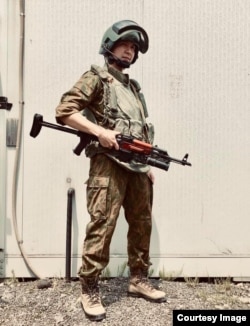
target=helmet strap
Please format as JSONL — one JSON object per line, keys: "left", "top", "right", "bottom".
{"left": 108, "top": 55, "right": 131, "bottom": 69}
{"left": 103, "top": 46, "right": 131, "bottom": 69}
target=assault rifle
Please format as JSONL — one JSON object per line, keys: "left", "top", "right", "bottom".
{"left": 30, "top": 114, "right": 191, "bottom": 171}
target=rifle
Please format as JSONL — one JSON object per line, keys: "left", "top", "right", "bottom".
{"left": 30, "top": 114, "right": 191, "bottom": 171}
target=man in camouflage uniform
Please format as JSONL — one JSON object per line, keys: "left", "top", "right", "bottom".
{"left": 55, "top": 20, "right": 166, "bottom": 321}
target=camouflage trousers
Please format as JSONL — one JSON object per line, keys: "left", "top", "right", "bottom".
{"left": 78, "top": 154, "right": 153, "bottom": 278}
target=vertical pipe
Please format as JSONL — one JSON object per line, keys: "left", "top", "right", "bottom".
{"left": 11, "top": 0, "right": 42, "bottom": 279}
{"left": 65, "top": 188, "right": 75, "bottom": 282}
{"left": 0, "top": 0, "right": 8, "bottom": 279}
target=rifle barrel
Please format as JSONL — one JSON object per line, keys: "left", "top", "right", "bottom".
{"left": 169, "top": 156, "right": 192, "bottom": 166}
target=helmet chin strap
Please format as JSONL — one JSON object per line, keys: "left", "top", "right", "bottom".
{"left": 103, "top": 46, "right": 131, "bottom": 69}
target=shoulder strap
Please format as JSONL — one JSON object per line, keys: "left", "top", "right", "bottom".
{"left": 90, "top": 65, "right": 116, "bottom": 126}
{"left": 130, "top": 78, "right": 141, "bottom": 92}
{"left": 91, "top": 64, "right": 112, "bottom": 82}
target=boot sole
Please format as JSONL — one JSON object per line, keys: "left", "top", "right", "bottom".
{"left": 127, "top": 291, "right": 167, "bottom": 303}
{"left": 83, "top": 310, "right": 106, "bottom": 321}
{"left": 81, "top": 304, "right": 106, "bottom": 321}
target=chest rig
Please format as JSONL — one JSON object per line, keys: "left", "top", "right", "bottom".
{"left": 89, "top": 64, "right": 153, "bottom": 144}
{"left": 84, "top": 65, "right": 154, "bottom": 173}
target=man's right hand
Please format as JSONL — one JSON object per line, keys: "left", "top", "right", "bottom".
{"left": 60, "top": 112, "right": 120, "bottom": 150}
{"left": 97, "top": 129, "right": 120, "bottom": 150}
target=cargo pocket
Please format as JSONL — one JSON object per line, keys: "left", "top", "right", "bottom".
{"left": 86, "top": 176, "right": 110, "bottom": 221}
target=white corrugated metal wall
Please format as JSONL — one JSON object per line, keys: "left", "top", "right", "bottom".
{"left": 1, "top": 0, "right": 250, "bottom": 279}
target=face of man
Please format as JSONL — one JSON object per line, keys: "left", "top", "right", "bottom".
{"left": 111, "top": 41, "right": 136, "bottom": 71}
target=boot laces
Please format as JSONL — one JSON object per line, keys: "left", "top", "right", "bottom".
{"left": 89, "top": 290, "right": 101, "bottom": 305}
{"left": 85, "top": 282, "right": 101, "bottom": 306}
{"left": 136, "top": 275, "right": 155, "bottom": 291}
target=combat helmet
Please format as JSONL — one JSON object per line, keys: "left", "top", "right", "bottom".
{"left": 99, "top": 20, "right": 149, "bottom": 68}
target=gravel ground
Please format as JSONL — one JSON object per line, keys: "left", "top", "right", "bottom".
{"left": 1, "top": 277, "right": 250, "bottom": 325}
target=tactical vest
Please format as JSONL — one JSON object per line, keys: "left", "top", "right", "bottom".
{"left": 84, "top": 64, "right": 154, "bottom": 173}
